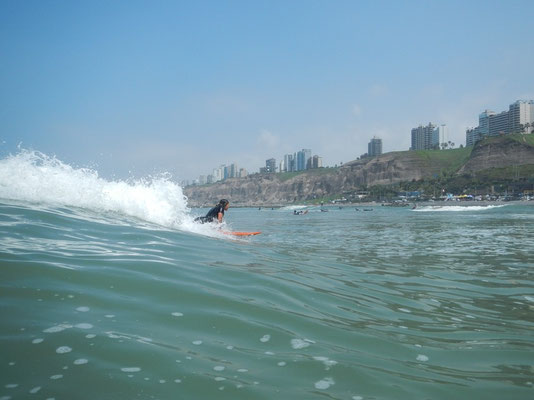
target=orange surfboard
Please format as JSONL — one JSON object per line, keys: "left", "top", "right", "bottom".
{"left": 223, "top": 231, "right": 262, "bottom": 237}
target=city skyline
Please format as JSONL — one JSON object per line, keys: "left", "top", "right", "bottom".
{"left": 188, "top": 97, "right": 533, "bottom": 185}
{"left": 1, "top": 1, "right": 533, "bottom": 182}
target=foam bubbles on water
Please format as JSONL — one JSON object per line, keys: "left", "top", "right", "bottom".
{"left": 291, "top": 338, "right": 313, "bottom": 349}
{"left": 56, "top": 346, "right": 72, "bottom": 354}
{"left": 29, "top": 387, "right": 41, "bottom": 394}
{"left": 32, "top": 338, "right": 44, "bottom": 344}
{"left": 5, "top": 384, "right": 18, "bottom": 389}
{"left": 75, "top": 323, "right": 93, "bottom": 329}
{"left": 314, "top": 378, "right": 334, "bottom": 390}
{"left": 50, "top": 375, "right": 63, "bottom": 380}
{"left": 192, "top": 340, "right": 202, "bottom": 345}
{"left": 416, "top": 354, "right": 429, "bottom": 362}
{"left": 171, "top": 312, "right": 184, "bottom": 317}
{"left": 44, "top": 324, "right": 72, "bottom": 333}
{"left": 85, "top": 334, "right": 96, "bottom": 339}
{"left": 121, "top": 367, "right": 141, "bottom": 373}
{"left": 277, "top": 361, "right": 286, "bottom": 367}
{"left": 74, "top": 359, "right": 88, "bottom": 365}
{"left": 76, "top": 306, "right": 90, "bottom": 312}
{"left": 313, "top": 356, "right": 338, "bottom": 370}
{"left": 214, "top": 366, "right": 225, "bottom": 372}
{"left": 260, "top": 334, "right": 271, "bottom": 343}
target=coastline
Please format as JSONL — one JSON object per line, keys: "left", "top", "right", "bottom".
{"left": 192, "top": 200, "right": 534, "bottom": 209}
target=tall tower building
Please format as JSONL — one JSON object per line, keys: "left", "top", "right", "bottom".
{"left": 265, "top": 158, "right": 276, "bottom": 173}
{"left": 432, "top": 125, "right": 449, "bottom": 149}
{"left": 297, "top": 149, "right": 311, "bottom": 171}
{"left": 411, "top": 123, "right": 436, "bottom": 150}
{"left": 368, "top": 137, "right": 383, "bottom": 157}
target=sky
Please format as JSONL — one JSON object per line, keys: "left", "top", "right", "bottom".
{"left": 1, "top": 0, "right": 533, "bottom": 182}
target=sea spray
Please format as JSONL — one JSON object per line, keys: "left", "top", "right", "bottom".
{"left": 0, "top": 150, "right": 195, "bottom": 230}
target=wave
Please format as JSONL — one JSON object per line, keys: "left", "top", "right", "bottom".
{"left": 0, "top": 150, "right": 223, "bottom": 237}
{"left": 413, "top": 205, "right": 507, "bottom": 212}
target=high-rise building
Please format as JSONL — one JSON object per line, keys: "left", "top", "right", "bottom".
{"left": 283, "top": 154, "right": 295, "bottom": 172}
{"left": 368, "top": 137, "right": 383, "bottom": 157}
{"left": 297, "top": 149, "right": 311, "bottom": 171}
{"left": 466, "top": 100, "right": 534, "bottom": 145}
{"left": 265, "top": 158, "right": 276, "bottom": 173}
{"left": 488, "top": 111, "right": 509, "bottom": 136}
{"left": 311, "top": 155, "right": 323, "bottom": 169}
{"left": 509, "top": 100, "right": 534, "bottom": 133}
{"left": 411, "top": 123, "right": 436, "bottom": 150}
{"left": 432, "top": 125, "right": 449, "bottom": 149}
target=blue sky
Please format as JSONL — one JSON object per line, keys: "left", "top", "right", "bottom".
{"left": 1, "top": 0, "right": 533, "bottom": 181}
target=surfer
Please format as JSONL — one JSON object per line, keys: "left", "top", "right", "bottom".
{"left": 194, "top": 199, "right": 230, "bottom": 224}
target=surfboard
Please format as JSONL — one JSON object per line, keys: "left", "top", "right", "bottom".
{"left": 223, "top": 231, "right": 262, "bottom": 237}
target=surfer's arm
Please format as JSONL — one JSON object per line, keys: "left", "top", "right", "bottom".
{"left": 217, "top": 212, "right": 223, "bottom": 223}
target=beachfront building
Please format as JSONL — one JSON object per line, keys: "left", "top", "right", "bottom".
{"left": 283, "top": 154, "right": 296, "bottom": 172}
{"left": 265, "top": 158, "right": 276, "bottom": 173}
{"left": 311, "top": 155, "right": 323, "bottom": 168}
{"left": 297, "top": 149, "right": 311, "bottom": 171}
{"left": 368, "top": 137, "right": 383, "bottom": 157}
{"left": 432, "top": 125, "right": 449, "bottom": 149}
{"left": 466, "top": 100, "right": 534, "bottom": 146}
{"left": 411, "top": 123, "right": 436, "bottom": 150}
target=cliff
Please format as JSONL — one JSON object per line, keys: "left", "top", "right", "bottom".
{"left": 458, "top": 134, "right": 534, "bottom": 174}
{"left": 184, "top": 134, "right": 534, "bottom": 206}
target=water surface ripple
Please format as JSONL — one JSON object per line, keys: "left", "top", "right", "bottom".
{"left": 1, "top": 202, "right": 533, "bottom": 399}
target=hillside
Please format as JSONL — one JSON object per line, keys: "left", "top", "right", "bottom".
{"left": 184, "top": 134, "right": 534, "bottom": 206}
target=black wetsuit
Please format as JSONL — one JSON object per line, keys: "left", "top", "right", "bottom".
{"left": 194, "top": 204, "right": 225, "bottom": 224}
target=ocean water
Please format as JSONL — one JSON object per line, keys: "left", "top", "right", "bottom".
{"left": 1, "top": 151, "right": 534, "bottom": 400}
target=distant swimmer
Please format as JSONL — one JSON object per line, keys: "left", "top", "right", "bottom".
{"left": 194, "top": 199, "right": 230, "bottom": 224}
{"left": 293, "top": 210, "right": 308, "bottom": 215}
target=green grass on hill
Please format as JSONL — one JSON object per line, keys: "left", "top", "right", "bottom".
{"left": 277, "top": 167, "right": 339, "bottom": 182}
{"left": 478, "top": 132, "right": 534, "bottom": 147}
{"left": 412, "top": 146, "right": 473, "bottom": 173}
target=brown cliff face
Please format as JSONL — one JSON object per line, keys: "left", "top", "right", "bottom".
{"left": 184, "top": 151, "right": 452, "bottom": 206}
{"left": 184, "top": 134, "right": 534, "bottom": 206}
{"left": 458, "top": 135, "right": 534, "bottom": 174}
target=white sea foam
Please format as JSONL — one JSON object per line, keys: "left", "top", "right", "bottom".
{"left": 74, "top": 359, "right": 88, "bottom": 365}
{"left": 314, "top": 378, "right": 334, "bottom": 390}
{"left": 291, "top": 338, "right": 314, "bottom": 349}
{"left": 56, "top": 346, "right": 72, "bottom": 354}
{"left": 75, "top": 323, "right": 93, "bottom": 329}
{"left": 416, "top": 354, "right": 429, "bottom": 362}
{"left": 171, "top": 312, "right": 184, "bottom": 317}
{"left": 0, "top": 150, "right": 190, "bottom": 227}
{"left": 76, "top": 306, "right": 90, "bottom": 312}
{"left": 413, "top": 205, "right": 506, "bottom": 212}
{"left": 313, "top": 356, "right": 338, "bottom": 370}
{"left": 32, "top": 338, "right": 44, "bottom": 344}
{"left": 260, "top": 334, "right": 271, "bottom": 343}
{"left": 44, "top": 324, "right": 73, "bottom": 333}
{"left": 121, "top": 367, "right": 141, "bottom": 373}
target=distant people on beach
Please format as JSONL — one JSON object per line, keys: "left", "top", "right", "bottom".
{"left": 194, "top": 199, "right": 230, "bottom": 224}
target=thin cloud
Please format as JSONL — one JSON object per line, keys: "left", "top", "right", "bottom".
{"left": 257, "top": 130, "right": 280, "bottom": 148}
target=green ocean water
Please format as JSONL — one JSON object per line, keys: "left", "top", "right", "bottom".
{"left": 1, "top": 198, "right": 533, "bottom": 400}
